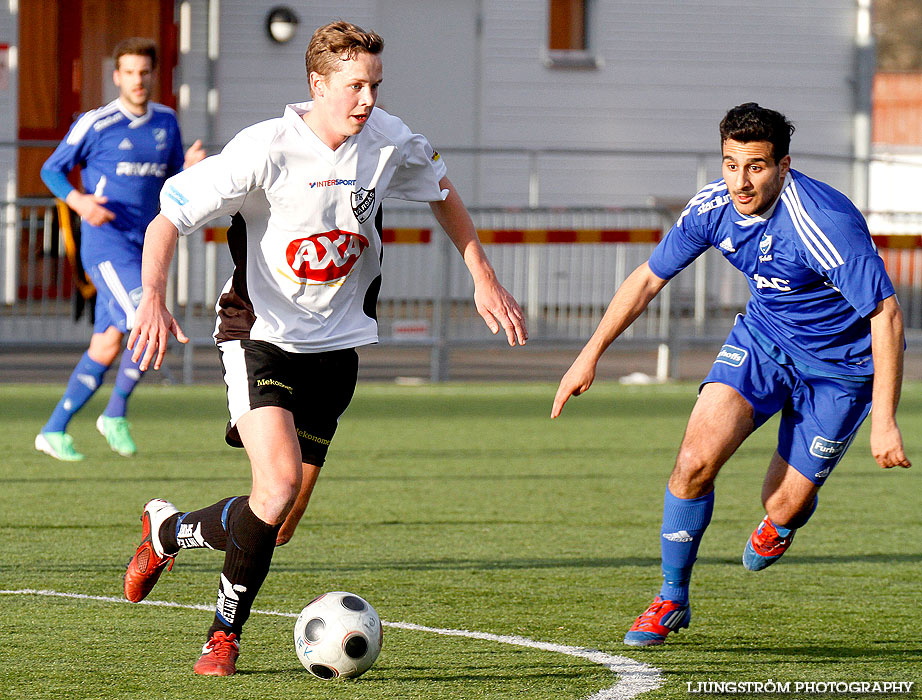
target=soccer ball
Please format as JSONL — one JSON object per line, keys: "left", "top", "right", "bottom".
{"left": 293, "top": 591, "right": 383, "bottom": 679}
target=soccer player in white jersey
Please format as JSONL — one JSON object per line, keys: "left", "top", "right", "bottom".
{"left": 552, "top": 103, "right": 910, "bottom": 646}
{"left": 35, "top": 38, "right": 205, "bottom": 461}
{"left": 122, "top": 21, "right": 527, "bottom": 675}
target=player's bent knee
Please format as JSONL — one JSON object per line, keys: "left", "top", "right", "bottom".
{"left": 250, "top": 481, "right": 300, "bottom": 525}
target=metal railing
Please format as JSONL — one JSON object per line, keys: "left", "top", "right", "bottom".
{"left": 3, "top": 199, "right": 922, "bottom": 381}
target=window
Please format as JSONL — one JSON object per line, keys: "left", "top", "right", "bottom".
{"left": 546, "top": 0, "right": 600, "bottom": 69}
{"left": 548, "top": 0, "right": 586, "bottom": 51}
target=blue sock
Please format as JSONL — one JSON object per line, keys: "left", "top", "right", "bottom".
{"left": 43, "top": 352, "right": 109, "bottom": 433}
{"left": 658, "top": 487, "right": 715, "bottom": 605}
{"left": 103, "top": 352, "right": 145, "bottom": 418}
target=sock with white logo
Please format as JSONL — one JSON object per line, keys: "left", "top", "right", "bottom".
{"left": 103, "top": 351, "right": 145, "bottom": 418}
{"left": 44, "top": 352, "right": 109, "bottom": 433}
{"left": 659, "top": 487, "right": 714, "bottom": 605}
{"left": 159, "top": 496, "right": 241, "bottom": 554}
{"left": 207, "top": 498, "right": 280, "bottom": 638}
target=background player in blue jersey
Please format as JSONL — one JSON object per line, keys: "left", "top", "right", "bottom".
{"left": 35, "top": 38, "right": 205, "bottom": 461}
{"left": 552, "top": 103, "right": 911, "bottom": 646}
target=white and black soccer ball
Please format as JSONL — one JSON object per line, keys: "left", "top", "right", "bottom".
{"left": 293, "top": 591, "right": 383, "bottom": 679}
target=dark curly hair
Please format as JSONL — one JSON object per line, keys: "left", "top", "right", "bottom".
{"left": 719, "top": 103, "right": 795, "bottom": 162}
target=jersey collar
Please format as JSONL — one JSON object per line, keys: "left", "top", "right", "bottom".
{"left": 114, "top": 98, "right": 153, "bottom": 128}
{"left": 287, "top": 101, "right": 355, "bottom": 163}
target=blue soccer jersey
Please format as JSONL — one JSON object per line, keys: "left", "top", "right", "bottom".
{"left": 42, "top": 100, "right": 185, "bottom": 266}
{"left": 648, "top": 169, "right": 895, "bottom": 377}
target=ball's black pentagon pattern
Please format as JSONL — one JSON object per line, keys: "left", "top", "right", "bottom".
{"left": 341, "top": 595, "right": 366, "bottom": 612}
{"left": 343, "top": 633, "right": 369, "bottom": 659}
{"left": 304, "top": 617, "right": 325, "bottom": 643}
{"left": 310, "top": 664, "right": 337, "bottom": 680}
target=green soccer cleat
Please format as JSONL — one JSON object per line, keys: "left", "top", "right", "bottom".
{"left": 96, "top": 415, "right": 137, "bottom": 456}
{"left": 35, "top": 431, "right": 85, "bottom": 461}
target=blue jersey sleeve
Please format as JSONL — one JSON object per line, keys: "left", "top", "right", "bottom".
{"left": 798, "top": 208, "right": 895, "bottom": 317}
{"left": 40, "top": 118, "right": 93, "bottom": 199}
{"left": 40, "top": 166, "right": 74, "bottom": 201}
{"left": 648, "top": 213, "right": 711, "bottom": 280}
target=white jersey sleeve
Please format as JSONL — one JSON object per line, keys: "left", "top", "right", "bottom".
{"left": 387, "top": 132, "right": 448, "bottom": 202}
{"left": 160, "top": 124, "right": 273, "bottom": 236}
{"left": 365, "top": 110, "right": 448, "bottom": 203}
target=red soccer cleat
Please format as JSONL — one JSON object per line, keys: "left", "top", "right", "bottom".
{"left": 623, "top": 596, "right": 691, "bottom": 647}
{"left": 124, "top": 499, "right": 179, "bottom": 602}
{"left": 193, "top": 631, "right": 239, "bottom": 676}
{"left": 743, "top": 515, "right": 795, "bottom": 571}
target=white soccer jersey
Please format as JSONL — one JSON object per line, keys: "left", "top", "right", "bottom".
{"left": 160, "top": 102, "right": 448, "bottom": 352}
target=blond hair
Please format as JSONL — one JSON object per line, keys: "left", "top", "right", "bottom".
{"left": 305, "top": 20, "right": 383, "bottom": 92}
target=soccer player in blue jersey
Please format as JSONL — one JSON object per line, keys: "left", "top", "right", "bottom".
{"left": 35, "top": 38, "right": 205, "bottom": 461}
{"left": 552, "top": 103, "right": 911, "bottom": 646}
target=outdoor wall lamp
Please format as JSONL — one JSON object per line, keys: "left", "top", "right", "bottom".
{"left": 266, "top": 6, "right": 299, "bottom": 44}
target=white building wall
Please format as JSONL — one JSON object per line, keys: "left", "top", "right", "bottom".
{"left": 0, "top": 1, "right": 864, "bottom": 211}
{"left": 207, "top": 0, "right": 860, "bottom": 208}
{"left": 476, "top": 0, "right": 859, "bottom": 206}
{"left": 0, "top": 2, "right": 17, "bottom": 202}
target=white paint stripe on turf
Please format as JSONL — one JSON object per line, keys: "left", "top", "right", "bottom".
{"left": 0, "top": 588, "right": 663, "bottom": 700}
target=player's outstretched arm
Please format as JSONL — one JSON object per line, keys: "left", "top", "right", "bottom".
{"left": 551, "top": 262, "right": 668, "bottom": 418}
{"left": 128, "top": 214, "right": 188, "bottom": 371}
{"left": 429, "top": 177, "right": 527, "bottom": 346}
{"left": 868, "top": 295, "right": 911, "bottom": 469}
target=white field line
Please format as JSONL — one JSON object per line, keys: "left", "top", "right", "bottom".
{"left": 1, "top": 588, "right": 663, "bottom": 700}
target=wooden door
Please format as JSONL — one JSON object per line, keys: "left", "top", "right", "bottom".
{"left": 17, "top": 0, "right": 176, "bottom": 196}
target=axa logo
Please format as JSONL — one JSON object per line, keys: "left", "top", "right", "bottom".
{"left": 285, "top": 230, "right": 369, "bottom": 283}
{"left": 116, "top": 161, "right": 167, "bottom": 177}
{"left": 753, "top": 273, "right": 791, "bottom": 291}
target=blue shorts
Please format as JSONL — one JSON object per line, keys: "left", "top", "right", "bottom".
{"left": 702, "top": 317, "right": 873, "bottom": 485}
{"left": 86, "top": 259, "right": 143, "bottom": 334}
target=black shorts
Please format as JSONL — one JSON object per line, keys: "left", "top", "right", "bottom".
{"left": 217, "top": 339, "right": 358, "bottom": 466}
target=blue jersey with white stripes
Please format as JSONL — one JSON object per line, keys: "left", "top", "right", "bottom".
{"left": 42, "top": 100, "right": 185, "bottom": 266}
{"left": 648, "top": 169, "right": 894, "bottom": 377}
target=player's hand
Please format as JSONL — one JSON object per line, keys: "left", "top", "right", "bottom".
{"left": 551, "top": 354, "right": 597, "bottom": 418}
{"left": 68, "top": 192, "right": 115, "bottom": 227}
{"left": 127, "top": 293, "right": 189, "bottom": 371}
{"left": 472, "top": 278, "right": 527, "bottom": 346}
{"left": 870, "top": 422, "right": 911, "bottom": 469}
{"left": 183, "top": 139, "right": 206, "bottom": 169}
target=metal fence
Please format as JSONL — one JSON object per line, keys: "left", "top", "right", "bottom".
{"left": 3, "top": 198, "right": 922, "bottom": 381}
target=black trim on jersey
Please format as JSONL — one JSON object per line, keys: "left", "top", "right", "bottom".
{"left": 216, "top": 212, "right": 257, "bottom": 341}
{"left": 363, "top": 205, "right": 384, "bottom": 320}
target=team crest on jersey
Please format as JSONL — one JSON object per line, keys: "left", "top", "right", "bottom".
{"left": 285, "top": 230, "right": 369, "bottom": 283}
{"left": 759, "top": 233, "right": 773, "bottom": 262}
{"left": 153, "top": 128, "right": 168, "bottom": 150}
{"left": 351, "top": 187, "right": 376, "bottom": 224}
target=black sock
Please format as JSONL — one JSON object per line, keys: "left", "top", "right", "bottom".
{"left": 159, "top": 497, "right": 242, "bottom": 554}
{"left": 208, "top": 498, "right": 280, "bottom": 638}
